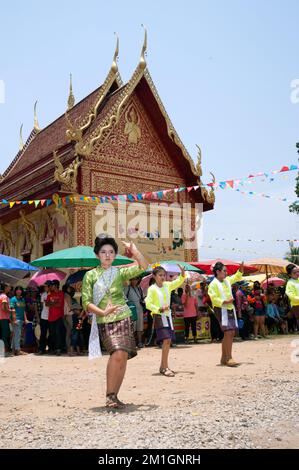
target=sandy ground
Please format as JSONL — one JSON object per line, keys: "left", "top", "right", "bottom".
{"left": 0, "top": 335, "right": 298, "bottom": 449}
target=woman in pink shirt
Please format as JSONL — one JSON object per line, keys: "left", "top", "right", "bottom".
{"left": 181, "top": 284, "right": 199, "bottom": 343}
{"left": 0, "top": 282, "right": 12, "bottom": 353}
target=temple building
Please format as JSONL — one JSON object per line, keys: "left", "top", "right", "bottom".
{"left": 0, "top": 31, "right": 215, "bottom": 264}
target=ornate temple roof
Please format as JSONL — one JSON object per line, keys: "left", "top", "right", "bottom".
{"left": 0, "top": 30, "right": 214, "bottom": 211}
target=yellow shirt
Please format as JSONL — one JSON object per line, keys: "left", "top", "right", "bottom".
{"left": 208, "top": 271, "right": 243, "bottom": 310}
{"left": 286, "top": 279, "right": 299, "bottom": 307}
{"left": 145, "top": 274, "right": 186, "bottom": 316}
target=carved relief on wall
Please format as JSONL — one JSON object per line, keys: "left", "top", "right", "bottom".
{"left": 0, "top": 224, "right": 13, "bottom": 256}
{"left": 91, "top": 95, "right": 178, "bottom": 174}
{"left": 19, "top": 210, "right": 37, "bottom": 254}
{"left": 124, "top": 104, "right": 141, "bottom": 144}
{"left": 39, "top": 209, "right": 54, "bottom": 243}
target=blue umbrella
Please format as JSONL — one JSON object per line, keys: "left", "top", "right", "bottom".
{"left": 66, "top": 269, "right": 89, "bottom": 285}
{"left": 0, "top": 254, "right": 38, "bottom": 283}
{"left": 0, "top": 254, "right": 38, "bottom": 271}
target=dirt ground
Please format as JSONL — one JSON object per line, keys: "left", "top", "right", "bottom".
{"left": 0, "top": 335, "right": 298, "bottom": 449}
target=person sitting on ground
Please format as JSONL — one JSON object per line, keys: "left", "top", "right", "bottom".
{"left": 265, "top": 293, "right": 287, "bottom": 334}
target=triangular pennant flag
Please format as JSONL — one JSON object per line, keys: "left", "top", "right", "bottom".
{"left": 157, "top": 191, "right": 163, "bottom": 199}
{"left": 40, "top": 200, "right": 46, "bottom": 206}
{"left": 280, "top": 166, "right": 289, "bottom": 172}
{"left": 226, "top": 180, "right": 234, "bottom": 188}
{"left": 29, "top": 201, "right": 34, "bottom": 205}
{"left": 9, "top": 202, "right": 16, "bottom": 208}
{"left": 34, "top": 200, "right": 40, "bottom": 208}
{"left": 290, "top": 165, "right": 298, "bottom": 170}
{"left": 193, "top": 185, "right": 200, "bottom": 190}
{"left": 187, "top": 187, "right": 193, "bottom": 192}
{"left": 46, "top": 199, "right": 52, "bottom": 207}
{"left": 16, "top": 201, "right": 21, "bottom": 205}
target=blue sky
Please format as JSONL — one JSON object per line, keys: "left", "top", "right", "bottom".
{"left": 0, "top": 0, "right": 298, "bottom": 260}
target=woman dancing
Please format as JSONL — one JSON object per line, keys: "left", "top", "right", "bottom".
{"left": 82, "top": 236, "right": 148, "bottom": 409}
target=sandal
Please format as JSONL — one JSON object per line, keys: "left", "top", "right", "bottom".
{"left": 115, "top": 396, "right": 126, "bottom": 409}
{"left": 226, "top": 359, "right": 239, "bottom": 367}
{"left": 159, "top": 367, "right": 175, "bottom": 377}
{"left": 106, "top": 393, "right": 120, "bottom": 409}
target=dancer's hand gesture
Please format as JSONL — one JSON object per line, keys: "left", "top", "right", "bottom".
{"left": 177, "top": 264, "right": 186, "bottom": 277}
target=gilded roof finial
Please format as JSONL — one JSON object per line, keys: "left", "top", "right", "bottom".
{"left": 139, "top": 24, "right": 147, "bottom": 70}
{"left": 19, "top": 124, "right": 24, "bottom": 151}
{"left": 111, "top": 33, "right": 119, "bottom": 74}
{"left": 195, "top": 144, "right": 203, "bottom": 178}
{"left": 67, "top": 73, "right": 75, "bottom": 110}
{"left": 34, "top": 101, "right": 40, "bottom": 132}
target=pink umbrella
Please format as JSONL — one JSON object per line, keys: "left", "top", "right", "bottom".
{"left": 28, "top": 269, "right": 66, "bottom": 287}
{"left": 261, "top": 277, "right": 286, "bottom": 289}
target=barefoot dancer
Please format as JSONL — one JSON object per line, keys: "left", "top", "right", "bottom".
{"left": 82, "top": 236, "right": 148, "bottom": 409}
{"left": 208, "top": 262, "right": 244, "bottom": 367}
{"left": 145, "top": 265, "right": 186, "bottom": 377}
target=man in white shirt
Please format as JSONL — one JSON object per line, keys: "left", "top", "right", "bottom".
{"left": 38, "top": 282, "right": 51, "bottom": 354}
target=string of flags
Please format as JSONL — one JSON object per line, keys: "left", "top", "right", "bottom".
{"left": 199, "top": 245, "right": 261, "bottom": 255}
{"left": 0, "top": 163, "right": 298, "bottom": 209}
{"left": 199, "top": 245, "right": 286, "bottom": 256}
{"left": 225, "top": 187, "right": 297, "bottom": 204}
{"left": 210, "top": 237, "right": 299, "bottom": 243}
{"left": 206, "top": 164, "right": 298, "bottom": 189}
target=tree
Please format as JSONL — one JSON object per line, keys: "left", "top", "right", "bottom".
{"left": 285, "top": 242, "right": 299, "bottom": 265}
{"left": 289, "top": 143, "right": 299, "bottom": 214}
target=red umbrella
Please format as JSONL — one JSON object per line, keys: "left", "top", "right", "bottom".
{"left": 261, "top": 277, "right": 286, "bottom": 289}
{"left": 190, "top": 259, "right": 256, "bottom": 276}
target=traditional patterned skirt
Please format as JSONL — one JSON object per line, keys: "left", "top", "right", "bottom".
{"left": 213, "top": 307, "right": 238, "bottom": 332}
{"left": 290, "top": 305, "right": 299, "bottom": 320}
{"left": 154, "top": 315, "right": 176, "bottom": 345}
{"left": 98, "top": 317, "right": 137, "bottom": 359}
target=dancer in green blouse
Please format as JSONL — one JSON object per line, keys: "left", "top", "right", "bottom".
{"left": 82, "top": 236, "right": 148, "bottom": 409}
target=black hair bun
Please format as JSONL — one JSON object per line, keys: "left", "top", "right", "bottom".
{"left": 94, "top": 235, "right": 118, "bottom": 255}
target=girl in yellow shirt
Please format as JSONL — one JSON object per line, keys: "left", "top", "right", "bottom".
{"left": 208, "top": 261, "right": 243, "bottom": 367}
{"left": 146, "top": 265, "right": 186, "bottom": 377}
{"left": 286, "top": 263, "right": 299, "bottom": 330}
